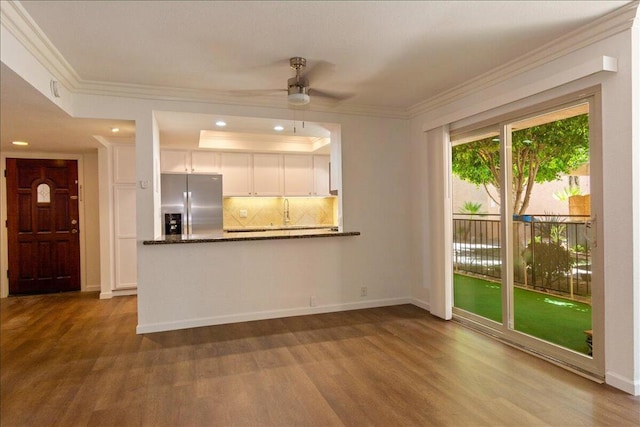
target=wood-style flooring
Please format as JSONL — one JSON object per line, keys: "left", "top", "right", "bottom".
{"left": 1, "top": 292, "right": 638, "bottom": 426}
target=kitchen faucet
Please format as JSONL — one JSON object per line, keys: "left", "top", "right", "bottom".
{"left": 284, "top": 198, "right": 290, "bottom": 224}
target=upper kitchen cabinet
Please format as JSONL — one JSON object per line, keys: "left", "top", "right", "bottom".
{"left": 313, "top": 155, "right": 331, "bottom": 196}
{"left": 160, "top": 150, "right": 220, "bottom": 174}
{"left": 284, "top": 155, "right": 314, "bottom": 196}
{"left": 191, "top": 151, "right": 221, "bottom": 174}
{"left": 220, "top": 152, "right": 253, "bottom": 196}
{"left": 161, "top": 150, "right": 189, "bottom": 173}
{"left": 252, "top": 154, "right": 282, "bottom": 196}
{"left": 164, "top": 150, "right": 331, "bottom": 197}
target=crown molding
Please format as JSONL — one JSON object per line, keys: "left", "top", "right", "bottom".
{"left": 0, "top": 0, "right": 81, "bottom": 89}
{"left": 407, "top": 1, "right": 639, "bottom": 118}
{"left": 198, "top": 130, "right": 330, "bottom": 152}
{"left": 200, "top": 130, "right": 323, "bottom": 146}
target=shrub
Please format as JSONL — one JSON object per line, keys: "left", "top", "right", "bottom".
{"left": 523, "top": 241, "right": 572, "bottom": 289}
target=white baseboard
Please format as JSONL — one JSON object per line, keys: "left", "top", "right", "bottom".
{"left": 114, "top": 288, "right": 137, "bottom": 297}
{"left": 606, "top": 370, "right": 640, "bottom": 396}
{"left": 100, "top": 288, "right": 137, "bottom": 299}
{"left": 411, "top": 297, "right": 430, "bottom": 312}
{"left": 136, "top": 297, "right": 412, "bottom": 334}
{"left": 85, "top": 283, "right": 101, "bottom": 292}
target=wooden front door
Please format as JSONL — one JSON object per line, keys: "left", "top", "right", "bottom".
{"left": 6, "top": 159, "right": 81, "bottom": 294}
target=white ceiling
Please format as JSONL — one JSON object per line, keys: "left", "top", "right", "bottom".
{"left": 0, "top": 0, "right": 631, "bottom": 154}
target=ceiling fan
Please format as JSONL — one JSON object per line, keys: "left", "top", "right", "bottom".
{"left": 286, "top": 57, "right": 353, "bottom": 105}
{"left": 231, "top": 57, "right": 353, "bottom": 106}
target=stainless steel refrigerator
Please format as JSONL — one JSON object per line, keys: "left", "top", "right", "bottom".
{"left": 161, "top": 174, "right": 223, "bottom": 236}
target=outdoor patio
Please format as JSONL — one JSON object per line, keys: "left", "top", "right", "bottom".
{"left": 452, "top": 214, "right": 593, "bottom": 354}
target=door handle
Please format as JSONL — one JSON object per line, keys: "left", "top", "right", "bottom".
{"left": 71, "top": 219, "right": 78, "bottom": 225}
{"left": 71, "top": 229, "right": 78, "bottom": 234}
{"left": 584, "top": 215, "right": 597, "bottom": 248}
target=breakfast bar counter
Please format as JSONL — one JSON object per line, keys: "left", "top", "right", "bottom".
{"left": 142, "top": 228, "right": 360, "bottom": 245}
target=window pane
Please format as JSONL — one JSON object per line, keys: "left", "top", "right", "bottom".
{"left": 452, "top": 133, "right": 502, "bottom": 323}
{"left": 37, "top": 183, "right": 51, "bottom": 204}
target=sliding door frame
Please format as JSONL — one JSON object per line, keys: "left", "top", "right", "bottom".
{"left": 451, "top": 87, "right": 604, "bottom": 379}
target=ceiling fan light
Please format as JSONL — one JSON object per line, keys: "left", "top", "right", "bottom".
{"left": 287, "top": 81, "right": 310, "bottom": 105}
{"left": 288, "top": 92, "right": 310, "bottom": 105}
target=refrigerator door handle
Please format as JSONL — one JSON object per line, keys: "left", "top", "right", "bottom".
{"left": 188, "top": 191, "right": 193, "bottom": 235}
{"left": 183, "top": 191, "right": 191, "bottom": 235}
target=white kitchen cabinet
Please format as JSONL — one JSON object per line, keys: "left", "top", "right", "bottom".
{"left": 161, "top": 150, "right": 220, "bottom": 174}
{"left": 252, "top": 154, "right": 282, "bottom": 196}
{"left": 191, "top": 151, "right": 220, "bottom": 174}
{"left": 220, "top": 152, "right": 253, "bottom": 196}
{"left": 313, "top": 155, "right": 331, "bottom": 196}
{"left": 113, "top": 185, "right": 137, "bottom": 289}
{"left": 107, "top": 144, "right": 137, "bottom": 294}
{"left": 160, "top": 150, "right": 190, "bottom": 173}
{"left": 284, "top": 154, "right": 314, "bottom": 196}
{"left": 163, "top": 150, "right": 325, "bottom": 197}
{"left": 113, "top": 145, "right": 137, "bottom": 183}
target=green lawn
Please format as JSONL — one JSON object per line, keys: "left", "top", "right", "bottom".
{"left": 454, "top": 274, "right": 592, "bottom": 354}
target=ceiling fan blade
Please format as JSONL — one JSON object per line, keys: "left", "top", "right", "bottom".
{"left": 300, "top": 60, "right": 336, "bottom": 83}
{"left": 308, "top": 88, "right": 354, "bottom": 101}
{"left": 225, "top": 89, "right": 286, "bottom": 97}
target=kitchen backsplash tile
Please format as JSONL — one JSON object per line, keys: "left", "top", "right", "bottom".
{"left": 224, "top": 197, "right": 336, "bottom": 228}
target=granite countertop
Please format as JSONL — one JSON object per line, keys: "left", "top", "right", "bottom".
{"left": 143, "top": 228, "right": 360, "bottom": 245}
{"left": 223, "top": 225, "right": 337, "bottom": 232}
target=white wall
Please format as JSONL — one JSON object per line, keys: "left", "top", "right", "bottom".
{"left": 409, "top": 29, "right": 639, "bottom": 394}
{"left": 630, "top": 7, "right": 640, "bottom": 400}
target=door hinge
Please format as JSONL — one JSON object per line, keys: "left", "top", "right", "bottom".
{"left": 3, "top": 169, "right": 6, "bottom": 177}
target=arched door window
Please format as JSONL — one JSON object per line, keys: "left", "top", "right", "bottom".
{"left": 37, "top": 183, "right": 51, "bottom": 204}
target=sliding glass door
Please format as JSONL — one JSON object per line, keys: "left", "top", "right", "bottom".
{"left": 509, "top": 104, "right": 594, "bottom": 356}
{"left": 451, "top": 94, "right": 602, "bottom": 377}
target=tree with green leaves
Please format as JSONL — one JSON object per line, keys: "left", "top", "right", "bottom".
{"left": 451, "top": 114, "right": 589, "bottom": 215}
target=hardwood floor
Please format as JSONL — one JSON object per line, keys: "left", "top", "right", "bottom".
{"left": 1, "top": 292, "right": 638, "bottom": 426}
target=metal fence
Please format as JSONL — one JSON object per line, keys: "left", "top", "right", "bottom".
{"left": 453, "top": 214, "right": 592, "bottom": 298}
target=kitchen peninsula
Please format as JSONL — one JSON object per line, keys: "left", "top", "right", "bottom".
{"left": 137, "top": 224, "right": 367, "bottom": 335}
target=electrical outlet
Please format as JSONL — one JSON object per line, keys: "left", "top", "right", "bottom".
{"left": 310, "top": 295, "right": 317, "bottom": 307}
{"left": 360, "top": 286, "right": 368, "bottom": 297}
{"left": 239, "top": 209, "right": 248, "bottom": 218}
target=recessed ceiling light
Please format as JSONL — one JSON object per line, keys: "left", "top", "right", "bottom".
{"left": 274, "top": 125, "right": 284, "bottom": 132}
{"left": 215, "top": 121, "right": 227, "bottom": 127}
{"left": 111, "top": 127, "right": 120, "bottom": 133}
{"left": 12, "top": 141, "right": 29, "bottom": 146}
